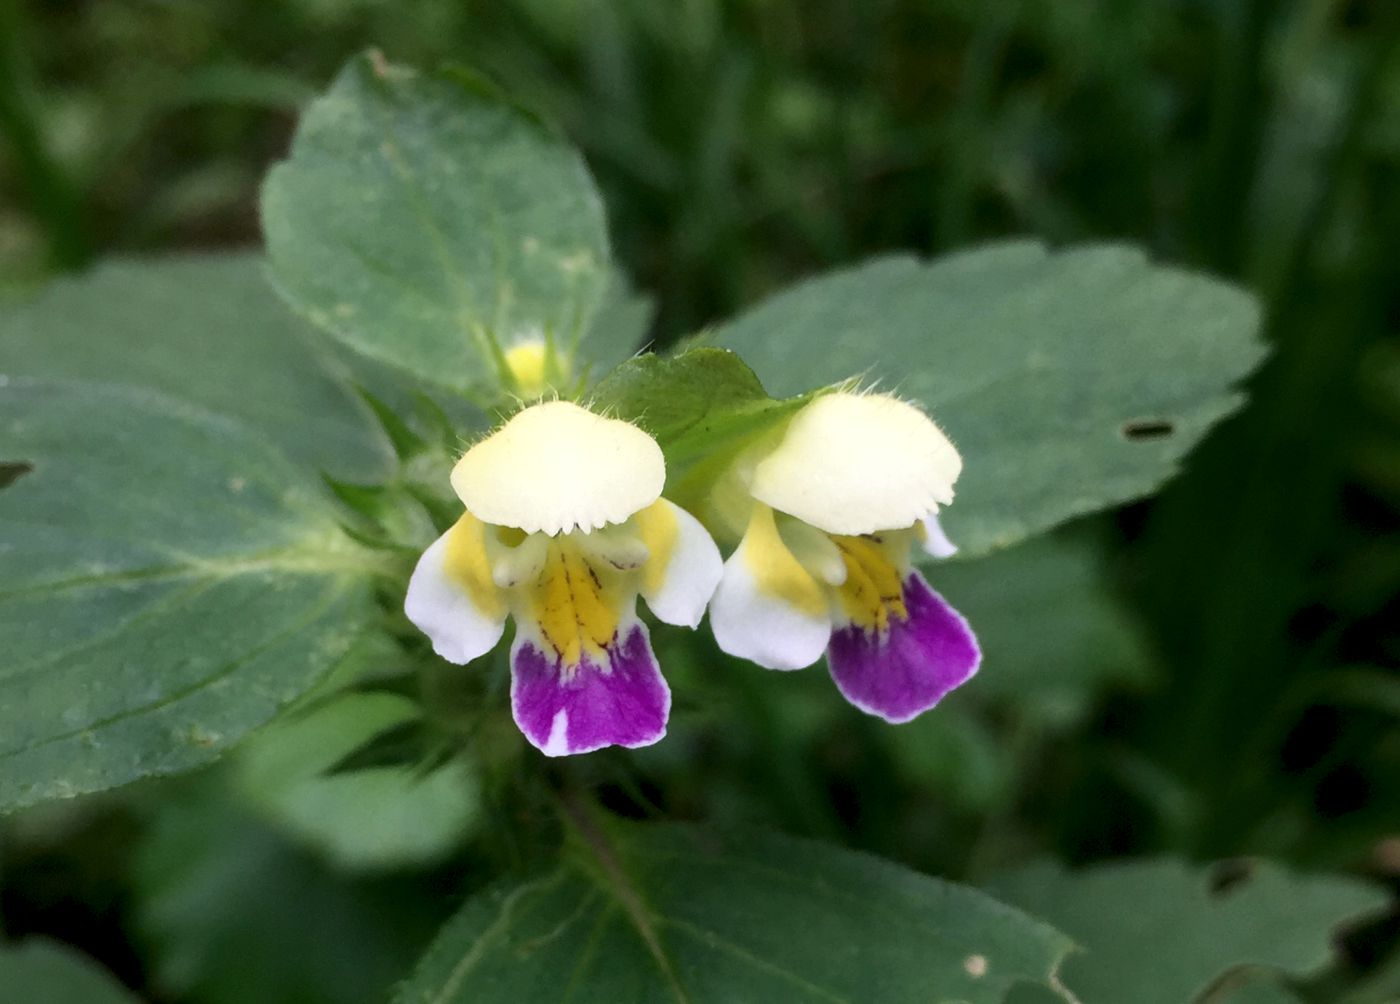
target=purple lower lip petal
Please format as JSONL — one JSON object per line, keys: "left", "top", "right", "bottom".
{"left": 827, "top": 572, "right": 980, "bottom": 723}
{"left": 511, "top": 622, "right": 671, "bottom": 756}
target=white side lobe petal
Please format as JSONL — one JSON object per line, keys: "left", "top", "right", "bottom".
{"left": 404, "top": 528, "right": 507, "bottom": 665}
{"left": 635, "top": 499, "right": 723, "bottom": 628}
{"left": 709, "top": 506, "right": 831, "bottom": 671}
{"left": 710, "top": 555, "right": 831, "bottom": 670}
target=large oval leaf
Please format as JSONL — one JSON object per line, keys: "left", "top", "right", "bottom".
{"left": 0, "top": 254, "right": 392, "bottom": 483}
{"left": 0, "top": 939, "right": 141, "bottom": 1004}
{"left": 396, "top": 822, "right": 1072, "bottom": 1003}
{"left": 132, "top": 778, "right": 445, "bottom": 1004}
{"left": 989, "top": 858, "right": 1387, "bottom": 1004}
{"left": 711, "top": 242, "right": 1266, "bottom": 556}
{"left": 263, "top": 51, "right": 610, "bottom": 391}
{"left": 0, "top": 379, "right": 387, "bottom": 810}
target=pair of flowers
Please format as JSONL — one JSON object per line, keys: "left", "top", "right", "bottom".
{"left": 405, "top": 391, "right": 980, "bottom": 756}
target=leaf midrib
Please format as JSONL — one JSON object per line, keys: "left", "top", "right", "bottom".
{"left": 0, "top": 542, "right": 394, "bottom": 602}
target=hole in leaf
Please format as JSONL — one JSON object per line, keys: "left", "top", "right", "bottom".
{"left": 0, "top": 461, "right": 33, "bottom": 490}
{"left": 1208, "top": 859, "right": 1254, "bottom": 896}
{"left": 1121, "top": 419, "right": 1176, "bottom": 441}
{"left": 1315, "top": 763, "right": 1370, "bottom": 818}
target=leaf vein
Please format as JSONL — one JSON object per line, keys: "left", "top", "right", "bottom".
{"left": 659, "top": 916, "right": 850, "bottom": 1003}
{"left": 0, "top": 580, "right": 359, "bottom": 760}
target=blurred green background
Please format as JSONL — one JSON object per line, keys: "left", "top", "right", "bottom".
{"left": 2, "top": 0, "right": 1398, "bottom": 1000}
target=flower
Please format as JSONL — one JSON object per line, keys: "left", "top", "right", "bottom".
{"left": 503, "top": 334, "right": 554, "bottom": 399}
{"left": 707, "top": 391, "right": 980, "bottom": 722}
{"left": 405, "top": 400, "right": 722, "bottom": 755}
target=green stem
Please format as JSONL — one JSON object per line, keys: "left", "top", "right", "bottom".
{"left": 1193, "top": 0, "right": 1273, "bottom": 272}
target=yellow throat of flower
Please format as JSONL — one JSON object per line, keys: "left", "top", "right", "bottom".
{"left": 524, "top": 537, "right": 624, "bottom": 670}
{"left": 831, "top": 533, "right": 909, "bottom": 633}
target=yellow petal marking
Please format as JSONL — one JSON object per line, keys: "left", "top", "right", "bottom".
{"left": 740, "top": 505, "right": 827, "bottom": 618}
{"left": 524, "top": 537, "right": 624, "bottom": 670}
{"left": 632, "top": 500, "right": 678, "bottom": 596}
{"left": 443, "top": 512, "right": 509, "bottom": 621}
{"left": 832, "top": 534, "right": 908, "bottom": 633}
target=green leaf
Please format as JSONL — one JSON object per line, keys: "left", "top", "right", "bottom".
{"left": 711, "top": 242, "right": 1266, "bottom": 556}
{"left": 0, "top": 254, "right": 392, "bottom": 483}
{"left": 236, "top": 692, "right": 479, "bottom": 871}
{"left": 879, "top": 697, "right": 1015, "bottom": 814}
{"left": 1333, "top": 940, "right": 1400, "bottom": 1004}
{"left": 590, "top": 347, "right": 811, "bottom": 467}
{"left": 262, "top": 51, "right": 610, "bottom": 392}
{"left": 243, "top": 692, "right": 419, "bottom": 782}
{"left": 133, "top": 777, "right": 445, "bottom": 1004}
{"left": 395, "top": 821, "right": 1072, "bottom": 1003}
{"left": 0, "top": 379, "right": 387, "bottom": 811}
{"left": 576, "top": 272, "right": 656, "bottom": 376}
{"left": 1211, "top": 978, "right": 1307, "bottom": 1004}
{"left": 0, "top": 939, "right": 141, "bottom": 1004}
{"left": 988, "top": 858, "right": 1388, "bottom": 1004}
{"left": 932, "top": 529, "right": 1155, "bottom": 726}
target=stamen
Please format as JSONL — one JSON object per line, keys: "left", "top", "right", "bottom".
{"left": 778, "top": 517, "right": 847, "bottom": 587}
{"left": 574, "top": 523, "right": 650, "bottom": 572}
{"left": 487, "top": 531, "right": 547, "bottom": 588}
